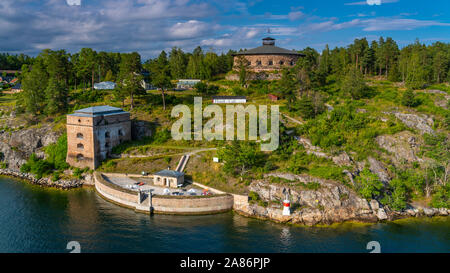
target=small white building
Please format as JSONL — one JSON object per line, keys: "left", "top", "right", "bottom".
{"left": 94, "top": 81, "right": 117, "bottom": 90}
{"left": 153, "top": 169, "right": 185, "bottom": 188}
{"left": 176, "top": 79, "right": 201, "bottom": 90}
{"left": 212, "top": 96, "right": 247, "bottom": 104}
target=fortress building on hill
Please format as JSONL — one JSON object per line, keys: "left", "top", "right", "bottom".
{"left": 66, "top": 106, "right": 131, "bottom": 169}
{"left": 233, "top": 37, "right": 304, "bottom": 73}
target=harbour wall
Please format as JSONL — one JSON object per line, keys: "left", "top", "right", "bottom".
{"left": 94, "top": 172, "right": 236, "bottom": 215}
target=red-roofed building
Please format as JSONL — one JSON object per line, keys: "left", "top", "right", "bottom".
{"left": 268, "top": 94, "right": 279, "bottom": 101}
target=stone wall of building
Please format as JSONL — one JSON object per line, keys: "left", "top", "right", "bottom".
{"left": 66, "top": 116, "right": 97, "bottom": 169}
{"left": 66, "top": 112, "right": 131, "bottom": 169}
{"left": 94, "top": 172, "right": 234, "bottom": 215}
{"left": 233, "top": 54, "right": 300, "bottom": 72}
{"left": 150, "top": 195, "right": 234, "bottom": 215}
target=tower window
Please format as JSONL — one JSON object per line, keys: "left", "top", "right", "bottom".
{"left": 76, "top": 133, "right": 84, "bottom": 139}
{"left": 76, "top": 154, "right": 84, "bottom": 161}
{"left": 256, "top": 60, "right": 262, "bottom": 66}
{"left": 105, "top": 142, "right": 110, "bottom": 148}
{"left": 268, "top": 60, "right": 273, "bottom": 66}
{"left": 118, "top": 129, "right": 123, "bottom": 136}
{"left": 279, "top": 60, "right": 284, "bottom": 65}
{"left": 105, "top": 131, "right": 110, "bottom": 138}
{"left": 77, "top": 143, "right": 84, "bottom": 150}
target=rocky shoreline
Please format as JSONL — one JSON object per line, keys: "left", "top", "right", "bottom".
{"left": 2, "top": 168, "right": 448, "bottom": 225}
{"left": 0, "top": 168, "right": 87, "bottom": 189}
{"left": 233, "top": 173, "right": 450, "bottom": 226}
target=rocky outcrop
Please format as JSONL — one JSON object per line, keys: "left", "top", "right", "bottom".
{"left": 296, "top": 137, "right": 329, "bottom": 158}
{"left": 389, "top": 111, "right": 435, "bottom": 135}
{"left": 0, "top": 124, "right": 60, "bottom": 170}
{"left": 237, "top": 173, "right": 381, "bottom": 226}
{"left": 234, "top": 173, "right": 450, "bottom": 225}
{"left": 0, "top": 169, "right": 83, "bottom": 189}
{"left": 368, "top": 157, "right": 391, "bottom": 185}
{"left": 376, "top": 131, "right": 422, "bottom": 165}
{"left": 425, "top": 89, "right": 450, "bottom": 109}
{"left": 332, "top": 152, "right": 353, "bottom": 166}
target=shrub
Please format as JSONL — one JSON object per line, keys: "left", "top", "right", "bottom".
{"left": 20, "top": 153, "right": 53, "bottom": 179}
{"left": 401, "top": 89, "right": 421, "bottom": 107}
{"left": 44, "top": 134, "right": 69, "bottom": 170}
{"left": 355, "top": 168, "right": 384, "bottom": 200}
{"left": 431, "top": 185, "right": 450, "bottom": 209}
{"left": 153, "top": 129, "right": 171, "bottom": 144}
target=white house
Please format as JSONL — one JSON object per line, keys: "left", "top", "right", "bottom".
{"left": 94, "top": 81, "right": 116, "bottom": 90}
{"left": 212, "top": 96, "right": 247, "bottom": 104}
{"left": 176, "top": 79, "right": 201, "bottom": 90}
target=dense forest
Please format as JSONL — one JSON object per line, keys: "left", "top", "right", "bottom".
{"left": 2, "top": 36, "right": 449, "bottom": 117}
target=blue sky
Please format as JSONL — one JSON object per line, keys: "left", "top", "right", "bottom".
{"left": 1, "top": 0, "right": 449, "bottom": 59}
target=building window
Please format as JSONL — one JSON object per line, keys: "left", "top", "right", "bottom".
{"left": 77, "top": 143, "right": 84, "bottom": 150}
{"left": 105, "top": 142, "right": 110, "bottom": 148}
{"left": 279, "top": 60, "right": 284, "bottom": 65}
{"left": 118, "top": 129, "right": 123, "bottom": 136}
{"left": 76, "top": 154, "right": 84, "bottom": 161}
{"left": 268, "top": 60, "right": 273, "bottom": 66}
{"left": 256, "top": 60, "right": 262, "bottom": 66}
{"left": 105, "top": 131, "right": 110, "bottom": 138}
{"left": 76, "top": 133, "right": 84, "bottom": 139}
{"left": 290, "top": 61, "right": 295, "bottom": 66}
{"left": 78, "top": 119, "right": 81, "bottom": 123}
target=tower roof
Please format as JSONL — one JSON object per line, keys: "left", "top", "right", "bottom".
{"left": 234, "top": 37, "right": 304, "bottom": 56}
{"left": 69, "top": 105, "right": 128, "bottom": 117}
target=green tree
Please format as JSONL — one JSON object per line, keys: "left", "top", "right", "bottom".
{"left": 279, "top": 68, "right": 298, "bottom": 110}
{"left": 150, "top": 51, "right": 173, "bottom": 110}
{"left": 44, "top": 77, "right": 68, "bottom": 115}
{"left": 297, "top": 93, "right": 325, "bottom": 119}
{"left": 18, "top": 61, "right": 48, "bottom": 114}
{"left": 169, "top": 47, "right": 187, "bottom": 79}
{"left": 218, "top": 142, "right": 265, "bottom": 177}
{"left": 118, "top": 52, "right": 145, "bottom": 110}
{"left": 406, "top": 52, "right": 426, "bottom": 89}
{"left": 356, "top": 168, "right": 384, "bottom": 200}
{"left": 401, "top": 89, "right": 420, "bottom": 107}
{"left": 381, "top": 178, "right": 407, "bottom": 211}
{"left": 342, "top": 66, "right": 368, "bottom": 99}
{"left": 75, "top": 48, "right": 97, "bottom": 90}
{"left": 104, "top": 70, "right": 114, "bottom": 82}
{"left": 234, "top": 55, "right": 249, "bottom": 87}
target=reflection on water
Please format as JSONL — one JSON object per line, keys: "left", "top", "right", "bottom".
{"left": 0, "top": 177, "right": 449, "bottom": 253}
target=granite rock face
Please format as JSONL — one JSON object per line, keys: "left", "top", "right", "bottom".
{"left": 390, "top": 112, "right": 435, "bottom": 135}
{"left": 0, "top": 124, "right": 60, "bottom": 170}
{"left": 237, "top": 173, "right": 379, "bottom": 226}
{"left": 376, "top": 131, "right": 422, "bottom": 165}
{"left": 368, "top": 157, "right": 391, "bottom": 185}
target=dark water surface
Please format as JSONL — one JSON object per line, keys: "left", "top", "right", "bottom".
{"left": 0, "top": 177, "right": 449, "bottom": 253}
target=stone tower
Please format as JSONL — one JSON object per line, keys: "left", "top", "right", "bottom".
{"left": 66, "top": 106, "right": 131, "bottom": 169}
{"left": 232, "top": 37, "right": 304, "bottom": 73}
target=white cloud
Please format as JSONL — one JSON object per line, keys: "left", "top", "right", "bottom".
{"left": 66, "top": 0, "right": 81, "bottom": 6}
{"left": 288, "top": 11, "right": 304, "bottom": 21}
{"left": 345, "top": 0, "right": 398, "bottom": 6}
{"left": 169, "top": 20, "right": 211, "bottom": 39}
{"left": 301, "top": 17, "right": 450, "bottom": 33}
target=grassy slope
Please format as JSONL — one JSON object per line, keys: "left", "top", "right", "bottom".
{"left": 2, "top": 80, "right": 448, "bottom": 198}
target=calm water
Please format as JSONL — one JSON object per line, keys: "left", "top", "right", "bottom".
{"left": 0, "top": 177, "right": 449, "bottom": 253}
